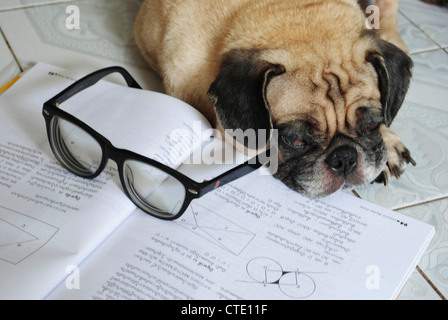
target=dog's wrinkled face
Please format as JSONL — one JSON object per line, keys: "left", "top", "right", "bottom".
{"left": 273, "top": 107, "right": 387, "bottom": 198}
{"left": 207, "top": 31, "right": 413, "bottom": 198}
{"left": 267, "top": 49, "right": 388, "bottom": 198}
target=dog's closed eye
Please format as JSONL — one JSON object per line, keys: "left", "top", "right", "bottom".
{"left": 355, "top": 107, "right": 384, "bottom": 137}
{"left": 280, "top": 133, "right": 307, "bottom": 149}
{"left": 359, "top": 119, "right": 381, "bottom": 135}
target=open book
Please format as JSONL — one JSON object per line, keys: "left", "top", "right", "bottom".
{"left": 0, "top": 63, "right": 434, "bottom": 300}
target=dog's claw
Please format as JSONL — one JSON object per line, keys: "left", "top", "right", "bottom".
{"left": 373, "top": 171, "right": 388, "bottom": 185}
{"left": 375, "top": 144, "right": 416, "bottom": 186}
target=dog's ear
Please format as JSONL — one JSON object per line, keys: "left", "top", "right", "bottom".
{"left": 366, "top": 40, "right": 413, "bottom": 127}
{"left": 207, "top": 49, "right": 285, "bottom": 149}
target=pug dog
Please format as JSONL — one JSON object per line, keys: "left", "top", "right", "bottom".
{"left": 134, "top": 0, "right": 416, "bottom": 198}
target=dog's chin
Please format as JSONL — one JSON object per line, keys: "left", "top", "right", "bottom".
{"left": 285, "top": 174, "right": 370, "bottom": 199}
{"left": 276, "top": 156, "right": 387, "bottom": 199}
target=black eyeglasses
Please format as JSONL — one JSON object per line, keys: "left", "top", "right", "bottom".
{"left": 42, "top": 67, "right": 267, "bottom": 220}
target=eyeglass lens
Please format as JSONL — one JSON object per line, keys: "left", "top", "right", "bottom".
{"left": 50, "top": 117, "right": 103, "bottom": 177}
{"left": 123, "top": 160, "right": 186, "bottom": 218}
{"left": 49, "top": 116, "right": 187, "bottom": 218}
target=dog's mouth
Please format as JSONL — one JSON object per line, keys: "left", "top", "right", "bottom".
{"left": 275, "top": 143, "right": 387, "bottom": 198}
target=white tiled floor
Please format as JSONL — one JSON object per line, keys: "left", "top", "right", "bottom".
{"left": 0, "top": 0, "right": 447, "bottom": 300}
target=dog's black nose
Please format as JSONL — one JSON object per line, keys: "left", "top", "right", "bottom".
{"left": 325, "top": 146, "right": 358, "bottom": 175}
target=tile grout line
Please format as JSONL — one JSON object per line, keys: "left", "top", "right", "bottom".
{"left": 399, "top": 9, "right": 445, "bottom": 50}
{"left": 394, "top": 195, "right": 448, "bottom": 212}
{"left": 351, "top": 190, "right": 361, "bottom": 199}
{"left": 0, "top": 27, "right": 23, "bottom": 73}
{"left": 410, "top": 47, "right": 447, "bottom": 56}
{"left": 416, "top": 266, "right": 447, "bottom": 300}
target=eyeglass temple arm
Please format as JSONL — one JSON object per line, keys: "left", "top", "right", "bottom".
{"left": 198, "top": 151, "right": 269, "bottom": 196}
{"left": 46, "top": 66, "right": 142, "bottom": 106}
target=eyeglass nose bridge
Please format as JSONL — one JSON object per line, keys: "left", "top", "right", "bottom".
{"left": 98, "top": 140, "right": 130, "bottom": 176}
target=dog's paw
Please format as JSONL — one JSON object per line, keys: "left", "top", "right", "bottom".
{"left": 375, "top": 146, "right": 416, "bottom": 185}
{"left": 374, "top": 127, "right": 416, "bottom": 185}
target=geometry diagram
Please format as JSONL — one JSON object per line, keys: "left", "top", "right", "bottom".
{"left": 0, "top": 206, "right": 59, "bottom": 265}
{"left": 244, "top": 257, "right": 323, "bottom": 299}
{"left": 175, "top": 203, "right": 255, "bottom": 256}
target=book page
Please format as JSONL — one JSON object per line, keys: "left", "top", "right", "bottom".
{"left": 0, "top": 63, "right": 210, "bottom": 299}
{"left": 47, "top": 143, "right": 435, "bottom": 300}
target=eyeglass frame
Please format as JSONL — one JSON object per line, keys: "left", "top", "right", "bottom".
{"left": 42, "top": 66, "right": 268, "bottom": 220}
